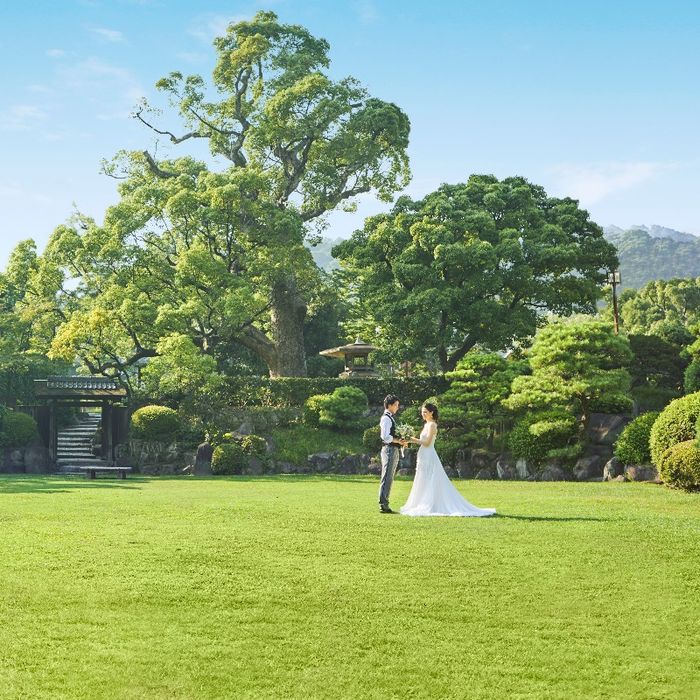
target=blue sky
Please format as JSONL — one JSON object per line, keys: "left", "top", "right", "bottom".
{"left": 1, "top": 0, "right": 699, "bottom": 267}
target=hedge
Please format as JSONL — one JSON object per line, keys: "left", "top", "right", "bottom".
{"left": 649, "top": 392, "right": 700, "bottom": 467}
{"left": 0, "top": 409, "right": 39, "bottom": 448}
{"left": 131, "top": 405, "right": 181, "bottom": 442}
{"left": 658, "top": 440, "right": 700, "bottom": 491}
{"left": 614, "top": 412, "right": 659, "bottom": 466}
{"left": 216, "top": 376, "right": 449, "bottom": 408}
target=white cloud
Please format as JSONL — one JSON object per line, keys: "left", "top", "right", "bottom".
{"left": 46, "top": 48, "right": 66, "bottom": 58}
{"left": 91, "top": 27, "right": 126, "bottom": 42}
{"left": 0, "top": 104, "right": 49, "bottom": 131}
{"left": 549, "top": 161, "right": 677, "bottom": 204}
{"left": 188, "top": 13, "right": 248, "bottom": 43}
{"left": 55, "top": 57, "right": 145, "bottom": 113}
{"left": 353, "top": 0, "right": 378, "bottom": 24}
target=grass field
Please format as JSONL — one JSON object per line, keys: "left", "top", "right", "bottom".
{"left": 0, "top": 475, "right": 698, "bottom": 700}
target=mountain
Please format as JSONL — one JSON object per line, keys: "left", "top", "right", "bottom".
{"left": 604, "top": 225, "right": 700, "bottom": 290}
{"left": 308, "top": 236, "right": 343, "bottom": 272}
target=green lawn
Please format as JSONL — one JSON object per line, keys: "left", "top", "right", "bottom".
{"left": 0, "top": 476, "right": 697, "bottom": 700}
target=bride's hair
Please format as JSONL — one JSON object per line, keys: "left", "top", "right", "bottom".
{"left": 422, "top": 402, "right": 439, "bottom": 421}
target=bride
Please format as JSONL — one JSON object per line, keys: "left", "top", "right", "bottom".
{"left": 400, "top": 403, "right": 496, "bottom": 517}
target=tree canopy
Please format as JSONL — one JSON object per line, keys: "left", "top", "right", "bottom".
{"left": 333, "top": 175, "right": 618, "bottom": 371}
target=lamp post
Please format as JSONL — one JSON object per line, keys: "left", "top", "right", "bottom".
{"left": 607, "top": 270, "right": 621, "bottom": 334}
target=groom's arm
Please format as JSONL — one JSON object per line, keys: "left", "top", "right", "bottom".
{"left": 380, "top": 415, "right": 403, "bottom": 446}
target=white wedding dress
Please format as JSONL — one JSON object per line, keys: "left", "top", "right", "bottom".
{"left": 400, "top": 422, "right": 496, "bottom": 517}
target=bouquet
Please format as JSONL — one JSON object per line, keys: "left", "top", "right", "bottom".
{"left": 395, "top": 423, "right": 416, "bottom": 458}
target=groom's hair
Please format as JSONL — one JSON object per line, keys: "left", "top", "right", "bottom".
{"left": 384, "top": 394, "right": 399, "bottom": 408}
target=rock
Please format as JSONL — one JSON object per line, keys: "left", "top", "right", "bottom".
{"left": 573, "top": 455, "right": 604, "bottom": 481}
{"left": 587, "top": 413, "right": 632, "bottom": 446}
{"left": 537, "top": 464, "right": 569, "bottom": 481}
{"left": 613, "top": 475, "right": 626, "bottom": 482}
{"left": 455, "top": 458, "right": 473, "bottom": 479}
{"left": 308, "top": 452, "right": 337, "bottom": 472}
{"left": 245, "top": 456, "right": 265, "bottom": 476}
{"left": 367, "top": 459, "right": 382, "bottom": 476}
{"left": 624, "top": 464, "right": 659, "bottom": 482}
{"left": 338, "top": 454, "right": 362, "bottom": 474}
{"left": 8, "top": 449, "right": 24, "bottom": 470}
{"left": 397, "top": 468, "right": 415, "bottom": 476}
{"left": 193, "top": 441, "right": 213, "bottom": 476}
{"left": 603, "top": 457, "right": 623, "bottom": 481}
{"left": 23, "top": 446, "right": 52, "bottom": 474}
{"left": 276, "top": 461, "right": 302, "bottom": 474}
{"left": 470, "top": 449, "right": 493, "bottom": 471}
{"left": 234, "top": 420, "right": 254, "bottom": 436}
{"left": 515, "top": 458, "right": 530, "bottom": 479}
{"left": 474, "top": 467, "right": 495, "bottom": 480}
{"left": 496, "top": 454, "right": 517, "bottom": 480}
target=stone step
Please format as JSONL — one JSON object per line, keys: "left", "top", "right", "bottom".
{"left": 56, "top": 458, "right": 108, "bottom": 467}
{"left": 57, "top": 452, "right": 97, "bottom": 460}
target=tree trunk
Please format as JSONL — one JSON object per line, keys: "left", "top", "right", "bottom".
{"left": 268, "top": 274, "right": 308, "bottom": 377}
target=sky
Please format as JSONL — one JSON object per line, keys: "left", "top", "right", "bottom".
{"left": 1, "top": 0, "right": 699, "bottom": 268}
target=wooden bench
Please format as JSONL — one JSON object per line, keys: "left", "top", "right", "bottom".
{"left": 81, "top": 466, "right": 133, "bottom": 480}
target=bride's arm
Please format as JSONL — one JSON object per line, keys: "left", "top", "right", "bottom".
{"left": 411, "top": 423, "right": 437, "bottom": 446}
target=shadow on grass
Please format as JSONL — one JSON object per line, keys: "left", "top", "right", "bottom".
{"left": 0, "top": 475, "right": 145, "bottom": 495}
{"left": 494, "top": 513, "right": 608, "bottom": 522}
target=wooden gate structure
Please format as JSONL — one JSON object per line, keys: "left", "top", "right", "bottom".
{"left": 31, "top": 376, "right": 128, "bottom": 468}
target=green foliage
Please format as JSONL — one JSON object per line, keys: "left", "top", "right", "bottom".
{"left": 333, "top": 175, "right": 618, "bottom": 371}
{"left": 440, "top": 352, "right": 528, "bottom": 449}
{"left": 658, "top": 440, "right": 700, "bottom": 491}
{"left": 362, "top": 426, "right": 382, "bottom": 453}
{"left": 628, "top": 334, "right": 687, "bottom": 391}
{"left": 508, "top": 410, "right": 580, "bottom": 466}
{"left": 130, "top": 405, "right": 181, "bottom": 442}
{"left": 649, "top": 392, "right": 700, "bottom": 466}
{"left": 240, "top": 434, "right": 267, "bottom": 459}
{"left": 604, "top": 226, "right": 700, "bottom": 291}
{"left": 505, "top": 319, "right": 632, "bottom": 425}
{"left": 219, "top": 376, "right": 448, "bottom": 408}
{"left": 684, "top": 360, "right": 700, "bottom": 394}
{"left": 303, "top": 394, "right": 325, "bottom": 427}
{"left": 269, "top": 426, "right": 365, "bottom": 465}
{"left": 211, "top": 443, "right": 248, "bottom": 475}
{"left": 618, "top": 278, "right": 700, "bottom": 342}
{"left": 614, "top": 412, "right": 659, "bottom": 465}
{"left": 631, "top": 386, "right": 679, "bottom": 414}
{"left": 0, "top": 409, "right": 38, "bottom": 448}
{"left": 304, "top": 386, "right": 368, "bottom": 431}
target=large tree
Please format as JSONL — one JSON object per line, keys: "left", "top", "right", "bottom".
{"left": 84, "top": 10, "right": 411, "bottom": 377}
{"left": 333, "top": 175, "right": 618, "bottom": 371}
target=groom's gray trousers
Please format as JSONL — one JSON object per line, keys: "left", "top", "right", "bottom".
{"left": 379, "top": 444, "right": 400, "bottom": 507}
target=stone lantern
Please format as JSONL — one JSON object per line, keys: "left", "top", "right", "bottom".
{"left": 319, "top": 338, "right": 380, "bottom": 378}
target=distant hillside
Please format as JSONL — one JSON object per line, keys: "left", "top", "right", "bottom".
{"left": 604, "top": 225, "right": 700, "bottom": 290}
{"left": 309, "top": 226, "right": 700, "bottom": 290}
{"left": 308, "top": 236, "right": 343, "bottom": 272}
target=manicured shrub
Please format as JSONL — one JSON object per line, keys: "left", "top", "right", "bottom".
{"left": 649, "top": 392, "right": 700, "bottom": 466}
{"left": 240, "top": 434, "right": 267, "bottom": 459}
{"left": 303, "top": 394, "right": 325, "bottom": 427}
{"left": 130, "top": 405, "right": 181, "bottom": 442}
{"left": 588, "top": 394, "right": 633, "bottom": 414}
{"left": 684, "top": 360, "right": 700, "bottom": 394}
{"left": 0, "top": 409, "right": 38, "bottom": 448}
{"left": 508, "top": 410, "right": 579, "bottom": 466}
{"left": 658, "top": 440, "right": 700, "bottom": 491}
{"left": 363, "top": 426, "right": 382, "bottom": 453}
{"left": 614, "top": 412, "right": 659, "bottom": 465}
{"left": 304, "top": 386, "right": 368, "bottom": 431}
{"left": 317, "top": 386, "right": 368, "bottom": 430}
{"left": 211, "top": 443, "right": 248, "bottom": 475}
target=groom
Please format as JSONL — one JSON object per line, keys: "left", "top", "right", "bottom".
{"left": 378, "top": 394, "right": 408, "bottom": 514}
